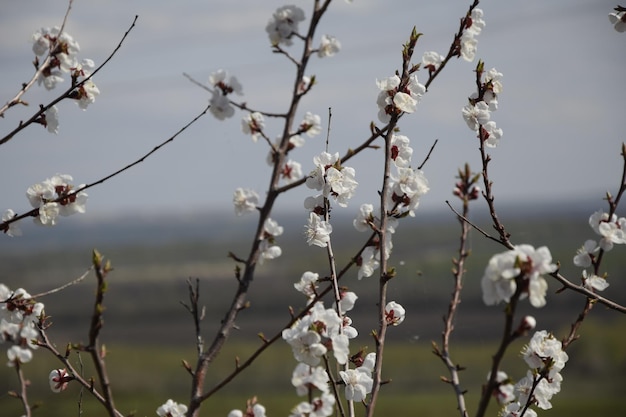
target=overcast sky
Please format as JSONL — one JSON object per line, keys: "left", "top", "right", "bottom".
{"left": 1, "top": 0, "right": 624, "bottom": 227}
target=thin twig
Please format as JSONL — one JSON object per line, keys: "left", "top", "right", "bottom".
{"left": 30, "top": 265, "right": 93, "bottom": 298}
{"left": 1, "top": 103, "right": 210, "bottom": 231}
{"left": 0, "top": 15, "right": 139, "bottom": 146}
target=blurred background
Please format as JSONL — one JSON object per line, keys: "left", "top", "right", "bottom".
{"left": 1, "top": 0, "right": 625, "bottom": 416}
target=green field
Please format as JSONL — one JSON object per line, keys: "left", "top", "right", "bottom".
{"left": 1, "top": 209, "right": 625, "bottom": 416}
{"left": 1, "top": 327, "right": 624, "bottom": 416}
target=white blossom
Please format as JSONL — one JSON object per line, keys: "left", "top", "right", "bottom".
{"left": 609, "top": 10, "right": 626, "bottom": 32}
{"left": 156, "top": 399, "right": 188, "bottom": 417}
{"left": 233, "top": 188, "right": 259, "bottom": 216}
{"left": 305, "top": 213, "right": 332, "bottom": 247}
{"left": 481, "top": 245, "right": 556, "bottom": 307}
{"left": 462, "top": 101, "right": 490, "bottom": 131}
{"left": 384, "top": 301, "right": 406, "bottom": 326}
{"left": 2, "top": 209, "right": 22, "bottom": 237}
{"left": 582, "top": 270, "right": 609, "bottom": 291}
{"left": 266, "top": 5, "right": 306, "bottom": 46}
{"left": 241, "top": 112, "right": 265, "bottom": 142}
{"left": 317, "top": 34, "right": 341, "bottom": 58}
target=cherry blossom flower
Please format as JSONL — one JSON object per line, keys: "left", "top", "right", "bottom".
{"left": 339, "top": 359, "right": 375, "bottom": 402}
{"left": 305, "top": 213, "right": 333, "bottom": 247}
{"left": 339, "top": 291, "right": 358, "bottom": 313}
{"left": 462, "top": 101, "right": 490, "bottom": 131}
{"left": 74, "top": 79, "right": 100, "bottom": 110}
{"left": 481, "top": 120, "right": 503, "bottom": 147}
{"left": 515, "top": 370, "right": 562, "bottom": 411}
{"left": 233, "top": 188, "right": 259, "bottom": 216}
{"left": 306, "top": 152, "right": 358, "bottom": 207}
{"left": 588, "top": 210, "right": 626, "bottom": 251}
{"left": 31, "top": 27, "right": 83, "bottom": 90}
{"left": 519, "top": 315, "right": 537, "bottom": 333}
{"left": 340, "top": 368, "right": 373, "bottom": 402}
{"left": 266, "top": 5, "right": 306, "bottom": 46}
{"left": 282, "top": 325, "right": 328, "bottom": 366}
{"left": 501, "top": 402, "right": 537, "bottom": 417}
{"left": 325, "top": 166, "right": 358, "bottom": 207}
{"left": 390, "top": 134, "right": 413, "bottom": 167}
{"left": 573, "top": 239, "right": 598, "bottom": 267}
{"left": 466, "top": 8, "right": 486, "bottom": 36}
{"left": 44, "top": 105, "right": 60, "bottom": 133}
{"left": 156, "top": 399, "right": 188, "bottom": 417}
{"left": 582, "top": 270, "right": 609, "bottom": 291}
{"left": 304, "top": 195, "right": 326, "bottom": 214}
{"left": 458, "top": 9, "right": 485, "bottom": 61}
{"left": 209, "top": 69, "right": 243, "bottom": 96}
{"left": 294, "top": 271, "right": 319, "bottom": 299}
{"left": 358, "top": 246, "right": 380, "bottom": 279}
{"left": 7, "top": 345, "right": 33, "bottom": 366}
{"left": 306, "top": 152, "right": 338, "bottom": 191}
{"left": 317, "top": 34, "right": 341, "bottom": 58}
{"left": 281, "top": 160, "right": 303, "bottom": 184}
{"left": 26, "top": 180, "right": 55, "bottom": 208}
{"left": 488, "top": 370, "right": 515, "bottom": 405}
{"left": 2, "top": 209, "right": 22, "bottom": 237}
{"left": 209, "top": 92, "right": 235, "bottom": 120}
{"left": 460, "top": 32, "right": 478, "bottom": 62}
{"left": 522, "top": 330, "right": 568, "bottom": 375}
{"left": 388, "top": 167, "right": 430, "bottom": 216}
{"left": 291, "top": 363, "right": 330, "bottom": 396}
{"left": 259, "top": 218, "right": 283, "bottom": 263}
{"left": 393, "top": 91, "right": 417, "bottom": 113}
{"left": 384, "top": 301, "right": 406, "bottom": 326}
{"left": 609, "top": 10, "right": 626, "bottom": 32}
{"left": 299, "top": 112, "right": 322, "bottom": 137}
{"left": 241, "top": 112, "right": 265, "bottom": 142}
{"left": 49, "top": 368, "right": 71, "bottom": 393}
{"left": 376, "top": 74, "right": 425, "bottom": 122}
{"left": 421, "top": 51, "right": 444, "bottom": 75}
{"left": 481, "top": 245, "right": 556, "bottom": 307}
{"left": 36, "top": 202, "right": 60, "bottom": 226}
{"left": 298, "top": 76, "right": 312, "bottom": 94}
{"left": 353, "top": 203, "right": 375, "bottom": 232}
{"left": 483, "top": 67, "right": 503, "bottom": 110}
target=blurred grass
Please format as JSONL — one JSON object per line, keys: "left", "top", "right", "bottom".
{"left": 1, "top": 318, "right": 624, "bottom": 416}
{"left": 1, "top": 211, "right": 626, "bottom": 416}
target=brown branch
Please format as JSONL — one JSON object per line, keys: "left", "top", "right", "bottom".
{"left": 11, "top": 362, "right": 32, "bottom": 417}
{"left": 86, "top": 250, "right": 117, "bottom": 417}
{"left": 1, "top": 102, "right": 210, "bottom": 232}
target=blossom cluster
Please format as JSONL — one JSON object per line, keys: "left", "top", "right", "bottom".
{"left": 259, "top": 218, "right": 284, "bottom": 264}
{"left": 285, "top": 268, "right": 406, "bottom": 412}
{"left": 498, "top": 330, "right": 569, "bottom": 417}
{"left": 2, "top": 174, "right": 87, "bottom": 237}
{"left": 303, "top": 151, "right": 358, "bottom": 247}
{"left": 208, "top": 69, "right": 243, "bottom": 120}
{"left": 571, "top": 210, "right": 624, "bottom": 291}
{"left": 352, "top": 133, "right": 428, "bottom": 279}
{"left": 609, "top": 8, "right": 626, "bottom": 32}
{"left": 266, "top": 5, "right": 306, "bottom": 46}
{"left": 375, "top": 74, "right": 426, "bottom": 123}
{"left": 481, "top": 244, "right": 556, "bottom": 308}
{"left": 459, "top": 8, "right": 485, "bottom": 62}
{"left": 228, "top": 398, "right": 266, "bottom": 417}
{"left": 31, "top": 27, "right": 100, "bottom": 133}
{"left": 462, "top": 66, "right": 503, "bottom": 147}
{"left": 156, "top": 399, "right": 188, "bottom": 417}
{"left": 0, "top": 284, "right": 44, "bottom": 367}
{"left": 282, "top": 295, "right": 355, "bottom": 414}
